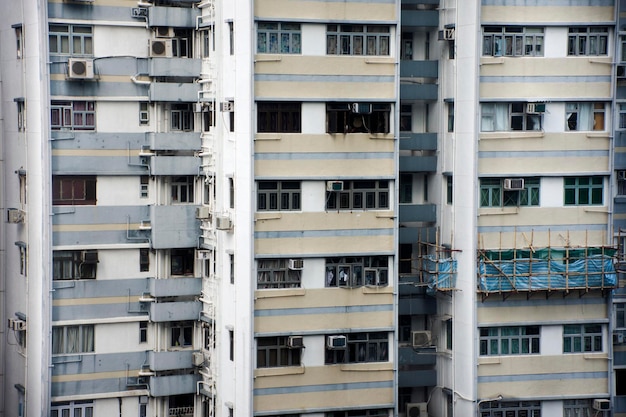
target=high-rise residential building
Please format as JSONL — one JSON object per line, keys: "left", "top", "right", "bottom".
{"left": 1, "top": 0, "right": 625, "bottom": 417}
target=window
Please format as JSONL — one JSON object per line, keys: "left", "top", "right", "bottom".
{"left": 482, "top": 26, "right": 544, "bottom": 57}
{"left": 325, "top": 332, "right": 388, "bottom": 364}
{"left": 564, "top": 176, "right": 603, "bottom": 205}
{"left": 18, "top": 170, "right": 26, "bottom": 205}
{"left": 229, "top": 177, "right": 234, "bottom": 209}
{"left": 16, "top": 385, "right": 24, "bottom": 417}
{"left": 446, "top": 318, "right": 453, "bottom": 350}
{"left": 228, "top": 21, "right": 234, "bottom": 55}
{"left": 257, "top": 22, "right": 301, "bottom": 54}
{"left": 49, "top": 24, "right": 93, "bottom": 56}
{"left": 566, "top": 102, "right": 605, "bottom": 131}
{"left": 53, "top": 176, "right": 96, "bottom": 205}
{"left": 257, "top": 259, "right": 302, "bottom": 289}
{"left": 140, "top": 176, "right": 149, "bottom": 198}
{"left": 398, "top": 315, "right": 411, "bottom": 344}
{"left": 171, "top": 322, "right": 193, "bottom": 347}
{"left": 229, "top": 100, "right": 235, "bottom": 132}
{"left": 563, "top": 324, "right": 602, "bottom": 353}
{"left": 327, "top": 25, "right": 390, "bottom": 56}
{"left": 325, "top": 256, "right": 388, "bottom": 287}
{"left": 326, "top": 180, "right": 389, "bottom": 210}
{"left": 257, "top": 336, "right": 302, "bottom": 368}
{"left": 480, "top": 401, "right": 540, "bottom": 417}
{"left": 229, "top": 254, "right": 234, "bottom": 284}
{"left": 51, "top": 101, "right": 95, "bottom": 131}
{"left": 14, "top": 25, "right": 23, "bottom": 59}
{"left": 170, "top": 103, "right": 194, "bottom": 131}
{"left": 229, "top": 329, "right": 234, "bottom": 361}
{"left": 202, "top": 102, "right": 215, "bottom": 132}
{"left": 479, "top": 178, "right": 540, "bottom": 207}
{"left": 399, "top": 174, "right": 413, "bottom": 204}
{"left": 170, "top": 249, "right": 194, "bottom": 276}
{"left": 400, "top": 104, "right": 412, "bottom": 132}
{"left": 327, "top": 411, "right": 388, "bottom": 417}
{"left": 481, "top": 102, "right": 542, "bottom": 132}
{"left": 52, "top": 325, "right": 95, "bottom": 354}
{"left": 563, "top": 399, "right": 592, "bottom": 417}
{"left": 16, "top": 242, "right": 27, "bottom": 276}
{"left": 257, "top": 102, "right": 301, "bottom": 133}
{"left": 479, "top": 326, "right": 540, "bottom": 355}
{"left": 172, "top": 29, "right": 192, "bottom": 58}
{"left": 446, "top": 176, "right": 453, "bottom": 204}
{"left": 257, "top": 181, "right": 301, "bottom": 211}
{"left": 139, "top": 102, "right": 149, "bottom": 125}
{"left": 171, "top": 176, "right": 195, "bottom": 203}
{"left": 618, "top": 171, "right": 626, "bottom": 196}
{"left": 620, "top": 103, "right": 626, "bottom": 129}
{"left": 617, "top": 303, "right": 626, "bottom": 328}
{"left": 447, "top": 102, "right": 454, "bottom": 132}
{"left": 53, "top": 250, "right": 98, "bottom": 280}
{"left": 204, "top": 325, "right": 215, "bottom": 350}
{"left": 568, "top": 27, "right": 608, "bottom": 56}
{"left": 139, "top": 322, "right": 148, "bottom": 343}
{"left": 202, "top": 28, "right": 214, "bottom": 58}
{"left": 139, "top": 397, "right": 148, "bottom": 417}
{"left": 326, "top": 102, "right": 391, "bottom": 134}
{"left": 51, "top": 401, "right": 94, "bottom": 417}
{"left": 401, "top": 32, "right": 413, "bottom": 60}
{"left": 139, "top": 248, "right": 150, "bottom": 272}
{"left": 16, "top": 98, "right": 25, "bottom": 131}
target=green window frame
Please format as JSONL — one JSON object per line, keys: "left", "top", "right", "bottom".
{"left": 563, "top": 324, "right": 602, "bottom": 353}
{"left": 564, "top": 176, "right": 603, "bottom": 205}
{"left": 257, "top": 22, "right": 301, "bottom": 54}
{"left": 479, "top": 326, "right": 540, "bottom": 356}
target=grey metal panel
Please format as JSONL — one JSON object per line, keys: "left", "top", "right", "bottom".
{"left": 399, "top": 203, "right": 437, "bottom": 223}
{"left": 50, "top": 80, "right": 149, "bottom": 98}
{"left": 400, "top": 83, "right": 438, "bottom": 101}
{"left": 51, "top": 132, "right": 148, "bottom": 150}
{"left": 615, "top": 351, "right": 626, "bottom": 366}
{"left": 401, "top": 0, "right": 439, "bottom": 5}
{"left": 399, "top": 133, "right": 437, "bottom": 151}
{"left": 149, "top": 155, "right": 201, "bottom": 175}
{"left": 149, "top": 82, "right": 200, "bottom": 102}
{"left": 52, "top": 205, "right": 150, "bottom": 225}
{"left": 48, "top": 2, "right": 140, "bottom": 22}
{"left": 148, "top": 6, "right": 201, "bottom": 28}
{"left": 53, "top": 230, "right": 151, "bottom": 247}
{"left": 400, "top": 60, "right": 438, "bottom": 79}
{"left": 616, "top": 396, "right": 626, "bottom": 414}
{"left": 615, "top": 131, "right": 626, "bottom": 148}
{"left": 150, "top": 205, "right": 201, "bottom": 249}
{"left": 53, "top": 278, "right": 150, "bottom": 299}
{"left": 53, "top": 301, "right": 149, "bottom": 321}
{"left": 149, "top": 57, "right": 202, "bottom": 77}
{"left": 399, "top": 155, "right": 437, "bottom": 172}
{"left": 148, "top": 350, "right": 194, "bottom": 371}
{"left": 398, "top": 346, "right": 436, "bottom": 366}
{"left": 49, "top": 57, "right": 148, "bottom": 77}
{"left": 615, "top": 150, "right": 626, "bottom": 169}
{"left": 399, "top": 227, "right": 437, "bottom": 245}
{"left": 398, "top": 369, "right": 437, "bottom": 387}
{"left": 52, "top": 156, "right": 149, "bottom": 175}
{"left": 401, "top": 9, "right": 439, "bottom": 28}
{"left": 148, "top": 131, "right": 202, "bottom": 151}
{"left": 150, "top": 373, "right": 200, "bottom": 396}
{"left": 398, "top": 296, "right": 437, "bottom": 315}
{"left": 149, "top": 300, "right": 202, "bottom": 322}
{"left": 149, "top": 277, "right": 202, "bottom": 297}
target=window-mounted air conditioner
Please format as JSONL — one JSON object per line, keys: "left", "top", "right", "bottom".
{"left": 196, "top": 250, "right": 211, "bottom": 260}
{"left": 592, "top": 399, "right": 611, "bottom": 411}
{"left": 326, "top": 181, "right": 344, "bottom": 192}
{"left": 150, "top": 39, "right": 172, "bottom": 57}
{"left": 220, "top": 101, "right": 234, "bottom": 112}
{"left": 139, "top": 110, "right": 149, "bottom": 123}
{"left": 8, "top": 318, "right": 26, "bottom": 331}
{"left": 411, "top": 330, "right": 432, "bottom": 348}
{"left": 287, "top": 335, "right": 304, "bottom": 349}
{"left": 526, "top": 103, "right": 545, "bottom": 113}
{"left": 503, "top": 178, "right": 524, "bottom": 191}
{"left": 131, "top": 7, "right": 148, "bottom": 18}
{"left": 7, "top": 208, "right": 25, "bottom": 224}
{"left": 81, "top": 250, "right": 99, "bottom": 264}
{"left": 614, "top": 331, "right": 625, "bottom": 344}
{"left": 327, "top": 335, "right": 347, "bottom": 349}
{"left": 351, "top": 102, "right": 372, "bottom": 114}
{"left": 288, "top": 259, "right": 304, "bottom": 270}
{"left": 406, "top": 402, "right": 428, "bottom": 417}
{"left": 216, "top": 216, "right": 232, "bottom": 231}
{"left": 68, "top": 58, "right": 95, "bottom": 79}
{"left": 192, "top": 351, "right": 204, "bottom": 367}
{"left": 155, "top": 27, "right": 174, "bottom": 38}
{"left": 196, "top": 206, "right": 211, "bottom": 219}
{"left": 438, "top": 28, "right": 455, "bottom": 41}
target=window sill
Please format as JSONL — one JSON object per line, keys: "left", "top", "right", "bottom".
{"left": 339, "top": 362, "right": 393, "bottom": 372}
{"left": 480, "top": 131, "right": 544, "bottom": 140}
{"left": 254, "top": 365, "right": 305, "bottom": 378}
{"left": 586, "top": 132, "right": 610, "bottom": 139}
{"left": 361, "top": 286, "right": 393, "bottom": 295}
{"left": 255, "top": 288, "right": 306, "bottom": 299}
{"left": 478, "top": 356, "right": 501, "bottom": 365}
{"left": 255, "top": 213, "right": 283, "bottom": 221}
{"left": 583, "top": 352, "right": 608, "bottom": 360}
{"left": 478, "top": 207, "right": 519, "bottom": 216}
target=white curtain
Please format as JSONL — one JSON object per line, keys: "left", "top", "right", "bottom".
{"left": 578, "top": 103, "right": 592, "bottom": 130}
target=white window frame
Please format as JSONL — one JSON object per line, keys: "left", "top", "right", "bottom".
{"left": 482, "top": 26, "right": 544, "bottom": 57}
{"left": 51, "top": 101, "right": 96, "bottom": 131}
{"left": 52, "top": 324, "right": 95, "bottom": 355}
{"left": 170, "top": 176, "right": 195, "bottom": 204}
{"left": 257, "top": 259, "right": 302, "bottom": 289}
{"left": 51, "top": 401, "right": 94, "bottom": 417}
{"left": 565, "top": 102, "right": 605, "bottom": 131}
{"left": 568, "top": 26, "right": 608, "bottom": 56}
{"left": 326, "top": 24, "right": 390, "bottom": 56}
{"left": 49, "top": 24, "right": 93, "bottom": 56}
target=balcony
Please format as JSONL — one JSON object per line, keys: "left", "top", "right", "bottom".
{"left": 150, "top": 58, "right": 201, "bottom": 78}
{"left": 149, "top": 83, "right": 200, "bottom": 102}
{"left": 150, "top": 205, "right": 201, "bottom": 249}
{"left": 148, "top": 155, "right": 201, "bottom": 176}
{"left": 400, "top": 60, "right": 438, "bottom": 79}
{"left": 149, "top": 277, "right": 202, "bottom": 298}
{"left": 149, "top": 300, "right": 202, "bottom": 322}
{"left": 399, "top": 155, "right": 437, "bottom": 172}
{"left": 148, "top": 350, "right": 195, "bottom": 371}
{"left": 149, "top": 374, "right": 200, "bottom": 397}
{"left": 401, "top": 9, "right": 439, "bottom": 29}
{"left": 400, "top": 133, "right": 437, "bottom": 152}
{"left": 147, "top": 132, "right": 201, "bottom": 152}
{"left": 400, "top": 83, "right": 438, "bottom": 101}
{"left": 148, "top": 7, "right": 200, "bottom": 28}
{"left": 399, "top": 203, "right": 436, "bottom": 223}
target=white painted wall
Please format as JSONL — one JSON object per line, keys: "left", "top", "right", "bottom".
{"left": 94, "top": 26, "right": 149, "bottom": 58}
{"left": 541, "top": 324, "right": 563, "bottom": 355}
{"left": 302, "top": 24, "right": 326, "bottom": 56}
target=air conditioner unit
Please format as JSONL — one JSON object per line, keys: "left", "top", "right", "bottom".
{"left": 412, "top": 330, "right": 432, "bottom": 348}
{"left": 150, "top": 39, "right": 173, "bottom": 57}
{"left": 327, "top": 335, "right": 347, "bottom": 349}
{"left": 287, "top": 335, "right": 304, "bottom": 349}
{"left": 196, "top": 250, "right": 211, "bottom": 260}
{"left": 288, "top": 259, "right": 304, "bottom": 270}
{"left": 593, "top": 399, "right": 611, "bottom": 411}
{"left": 406, "top": 402, "right": 428, "bottom": 417}
{"left": 14, "top": 320, "right": 26, "bottom": 331}
{"left": 7, "top": 208, "right": 25, "bottom": 224}
{"left": 192, "top": 352, "right": 204, "bottom": 367}
{"left": 131, "top": 7, "right": 148, "bottom": 18}
{"left": 68, "top": 58, "right": 95, "bottom": 79}
{"left": 220, "top": 101, "right": 234, "bottom": 112}
{"left": 155, "top": 27, "right": 174, "bottom": 38}
{"left": 216, "top": 216, "right": 232, "bottom": 230}
{"left": 351, "top": 103, "right": 372, "bottom": 114}
{"left": 503, "top": 178, "right": 525, "bottom": 191}
{"left": 139, "top": 109, "right": 149, "bottom": 124}
{"left": 7, "top": 318, "right": 16, "bottom": 330}
{"left": 81, "top": 250, "right": 99, "bottom": 263}
{"left": 526, "top": 103, "right": 546, "bottom": 113}
{"left": 196, "top": 206, "right": 211, "bottom": 219}
{"left": 326, "top": 181, "right": 344, "bottom": 192}
{"left": 438, "top": 28, "right": 455, "bottom": 41}
{"left": 614, "top": 331, "right": 625, "bottom": 344}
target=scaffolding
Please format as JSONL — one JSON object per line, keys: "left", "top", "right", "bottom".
{"left": 413, "top": 229, "right": 459, "bottom": 293}
{"left": 477, "top": 230, "right": 617, "bottom": 298}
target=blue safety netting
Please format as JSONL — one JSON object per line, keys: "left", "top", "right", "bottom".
{"left": 424, "top": 255, "right": 457, "bottom": 291}
{"left": 477, "top": 254, "right": 616, "bottom": 293}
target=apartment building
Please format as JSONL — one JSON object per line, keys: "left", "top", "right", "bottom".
{"left": 2, "top": 0, "right": 625, "bottom": 417}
